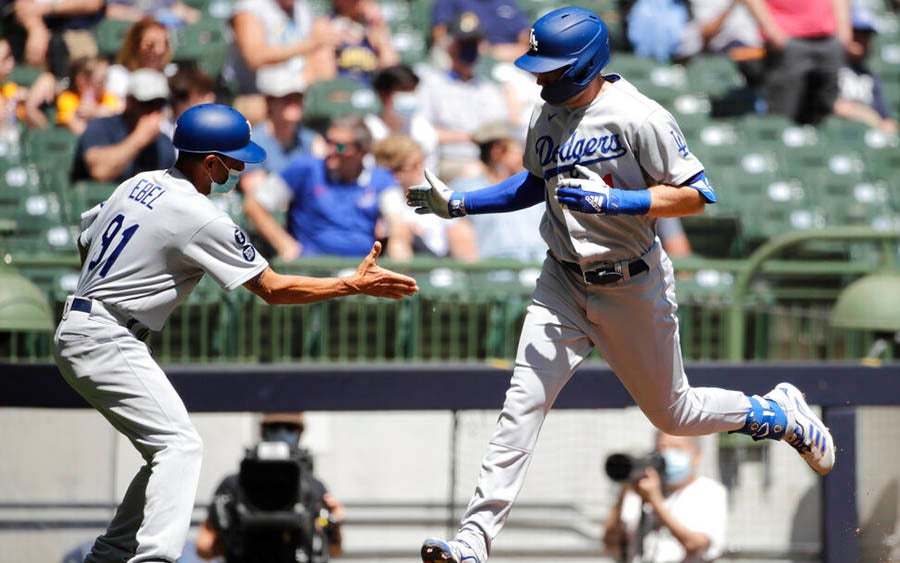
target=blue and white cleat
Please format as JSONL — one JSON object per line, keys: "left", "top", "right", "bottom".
{"left": 421, "top": 538, "right": 481, "bottom": 563}
{"left": 765, "top": 382, "right": 835, "bottom": 475}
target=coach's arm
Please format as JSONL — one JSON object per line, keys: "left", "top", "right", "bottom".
{"left": 242, "top": 241, "right": 418, "bottom": 304}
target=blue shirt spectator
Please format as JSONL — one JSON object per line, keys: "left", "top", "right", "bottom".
{"left": 280, "top": 155, "right": 396, "bottom": 256}
{"left": 243, "top": 115, "right": 401, "bottom": 259}
{"left": 431, "top": 0, "right": 529, "bottom": 61}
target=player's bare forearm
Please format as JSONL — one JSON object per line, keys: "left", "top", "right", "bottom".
{"left": 646, "top": 185, "right": 706, "bottom": 218}
{"left": 244, "top": 243, "right": 418, "bottom": 304}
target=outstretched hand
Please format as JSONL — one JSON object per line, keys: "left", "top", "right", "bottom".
{"left": 406, "top": 169, "right": 465, "bottom": 219}
{"left": 346, "top": 241, "right": 419, "bottom": 299}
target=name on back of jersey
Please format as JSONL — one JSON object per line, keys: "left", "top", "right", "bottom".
{"left": 128, "top": 179, "right": 166, "bottom": 210}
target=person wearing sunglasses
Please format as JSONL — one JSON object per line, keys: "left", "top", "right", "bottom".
{"left": 244, "top": 114, "right": 402, "bottom": 260}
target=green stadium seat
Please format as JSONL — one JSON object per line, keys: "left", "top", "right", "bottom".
{"left": 24, "top": 127, "right": 78, "bottom": 169}
{"left": 737, "top": 113, "right": 795, "bottom": 144}
{"left": 94, "top": 18, "right": 133, "bottom": 59}
{"left": 685, "top": 55, "right": 746, "bottom": 96}
{"left": 69, "top": 181, "right": 117, "bottom": 218}
{"left": 302, "top": 77, "right": 381, "bottom": 131}
{"left": 173, "top": 19, "right": 230, "bottom": 77}
{"left": 7, "top": 64, "right": 44, "bottom": 88}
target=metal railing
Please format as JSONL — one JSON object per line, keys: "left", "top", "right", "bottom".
{"left": 3, "top": 229, "right": 897, "bottom": 363}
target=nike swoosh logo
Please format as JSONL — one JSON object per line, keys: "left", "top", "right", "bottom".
{"left": 548, "top": 113, "right": 557, "bottom": 121}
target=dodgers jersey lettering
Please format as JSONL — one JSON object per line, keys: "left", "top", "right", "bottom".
{"left": 523, "top": 75, "right": 704, "bottom": 264}
{"left": 77, "top": 168, "right": 268, "bottom": 331}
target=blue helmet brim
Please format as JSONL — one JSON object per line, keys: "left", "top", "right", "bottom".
{"left": 514, "top": 52, "right": 575, "bottom": 74}
{"left": 219, "top": 140, "right": 267, "bottom": 164}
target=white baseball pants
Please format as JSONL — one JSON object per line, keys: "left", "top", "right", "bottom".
{"left": 456, "top": 242, "right": 751, "bottom": 560}
{"left": 55, "top": 297, "right": 202, "bottom": 563}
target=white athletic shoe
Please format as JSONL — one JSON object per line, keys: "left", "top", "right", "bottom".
{"left": 765, "top": 382, "right": 835, "bottom": 475}
{"left": 421, "top": 538, "right": 481, "bottom": 563}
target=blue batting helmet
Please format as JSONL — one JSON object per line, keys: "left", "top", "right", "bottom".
{"left": 173, "top": 103, "right": 266, "bottom": 163}
{"left": 514, "top": 7, "right": 611, "bottom": 105}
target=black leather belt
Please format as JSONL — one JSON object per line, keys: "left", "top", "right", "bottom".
{"left": 557, "top": 256, "right": 649, "bottom": 285}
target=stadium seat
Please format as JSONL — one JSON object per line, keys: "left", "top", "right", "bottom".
{"left": 302, "top": 77, "right": 381, "bottom": 131}
{"left": 23, "top": 127, "right": 78, "bottom": 170}
{"left": 94, "top": 18, "right": 133, "bottom": 59}
{"left": 173, "top": 19, "right": 230, "bottom": 77}
{"left": 69, "top": 181, "right": 117, "bottom": 219}
{"left": 685, "top": 55, "right": 746, "bottom": 96}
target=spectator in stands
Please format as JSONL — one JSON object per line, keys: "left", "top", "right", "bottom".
{"left": 70, "top": 68, "right": 175, "bottom": 183}
{"left": 367, "top": 64, "right": 439, "bottom": 171}
{"left": 238, "top": 65, "right": 326, "bottom": 196}
{"left": 676, "top": 0, "right": 763, "bottom": 61}
{"left": 602, "top": 431, "right": 727, "bottom": 563}
{"left": 450, "top": 120, "right": 544, "bottom": 263}
{"left": 195, "top": 413, "right": 345, "bottom": 562}
{"left": 309, "top": 0, "right": 399, "bottom": 85}
{"left": 0, "top": 38, "right": 27, "bottom": 126}
{"left": 106, "top": 17, "right": 173, "bottom": 101}
{"left": 373, "top": 134, "right": 478, "bottom": 261}
{"left": 224, "top": 0, "right": 337, "bottom": 124}
{"left": 657, "top": 217, "right": 693, "bottom": 260}
{"left": 430, "top": 0, "right": 530, "bottom": 63}
{"left": 162, "top": 66, "right": 217, "bottom": 138}
{"left": 23, "top": 56, "right": 121, "bottom": 135}
{"left": 743, "top": 0, "right": 850, "bottom": 125}
{"left": 418, "top": 12, "right": 510, "bottom": 181}
{"left": 9, "top": 0, "right": 104, "bottom": 74}
{"left": 833, "top": 6, "right": 898, "bottom": 133}
{"left": 105, "top": 0, "right": 201, "bottom": 26}
{"left": 243, "top": 115, "right": 401, "bottom": 259}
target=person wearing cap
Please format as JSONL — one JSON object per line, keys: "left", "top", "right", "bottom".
{"left": 430, "top": 0, "right": 530, "bottom": 62}
{"left": 54, "top": 104, "right": 418, "bottom": 563}
{"left": 243, "top": 114, "right": 403, "bottom": 259}
{"left": 70, "top": 68, "right": 175, "bottom": 183}
{"left": 238, "top": 65, "right": 326, "bottom": 197}
{"left": 418, "top": 11, "right": 510, "bottom": 181}
{"left": 449, "top": 120, "right": 544, "bottom": 263}
{"left": 196, "top": 412, "right": 346, "bottom": 561}
{"left": 832, "top": 6, "right": 898, "bottom": 133}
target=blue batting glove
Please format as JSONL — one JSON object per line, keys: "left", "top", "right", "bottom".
{"left": 556, "top": 164, "right": 613, "bottom": 214}
{"left": 556, "top": 165, "right": 651, "bottom": 216}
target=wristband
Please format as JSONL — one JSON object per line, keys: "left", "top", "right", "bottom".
{"left": 448, "top": 193, "right": 466, "bottom": 218}
{"left": 607, "top": 188, "right": 652, "bottom": 215}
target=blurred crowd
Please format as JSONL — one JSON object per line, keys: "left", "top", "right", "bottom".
{"left": 0, "top": 0, "right": 897, "bottom": 263}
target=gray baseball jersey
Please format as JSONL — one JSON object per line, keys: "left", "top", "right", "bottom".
{"left": 56, "top": 167, "right": 269, "bottom": 562}
{"left": 77, "top": 168, "right": 268, "bottom": 331}
{"left": 522, "top": 75, "right": 704, "bottom": 264}
{"left": 445, "top": 75, "right": 751, "bottom": 563}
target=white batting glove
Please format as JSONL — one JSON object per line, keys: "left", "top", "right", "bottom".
{"left": 556, "top": 164, "right": 612, "bottom": 214}
{"left": 406, "top": 169, "right": 466, "bottom": 219}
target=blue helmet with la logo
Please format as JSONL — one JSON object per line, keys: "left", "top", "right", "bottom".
{"left": 514, "top": 7, "right": 611, "bottom": 105}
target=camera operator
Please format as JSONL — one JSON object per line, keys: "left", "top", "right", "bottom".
{"left": 196, "top": 413, "right": 345, "bottom": 562}
{"left": 602, "top": 432, "right": 727, "bottom": 563}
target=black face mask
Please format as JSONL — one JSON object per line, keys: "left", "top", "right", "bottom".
{"left": 457, "top": 41, "right": 480, "bottom": 64}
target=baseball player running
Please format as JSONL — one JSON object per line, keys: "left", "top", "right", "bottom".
{"left": 409, "top": 8, "right": 834, "bottom": 563}
{"left": 54, "top": 103, "right": 418, "bottom": 563}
